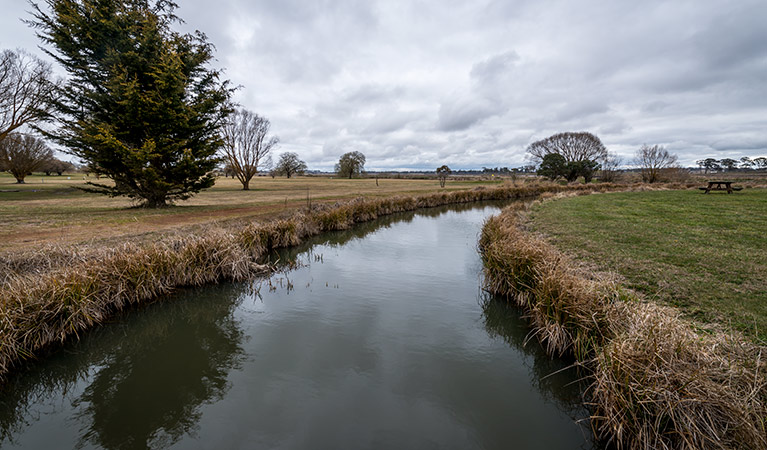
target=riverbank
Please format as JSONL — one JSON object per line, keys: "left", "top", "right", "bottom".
{"left": 0, "top": 182, "right": 624, "bottom": 381}
{"left": 530, "top": 189, "right": 767, "bottom": 342}
{"left": 479, "top": 198, "right": 767, "bottom": 449}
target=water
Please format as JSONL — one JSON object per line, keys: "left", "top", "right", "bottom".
{"left": 0, "top": 203, "right": 594, "bottom": 449}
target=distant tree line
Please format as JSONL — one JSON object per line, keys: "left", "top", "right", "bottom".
{"left": 696, "top": 157, "right": 767, "bottom": 173}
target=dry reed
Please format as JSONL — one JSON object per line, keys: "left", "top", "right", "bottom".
{"left": 479, "top": 203, "right": 767, "bottom": 449}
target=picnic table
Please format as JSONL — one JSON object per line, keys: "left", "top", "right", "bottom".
{"left": 699, "top": 181, "right": 742, "bottom": 194}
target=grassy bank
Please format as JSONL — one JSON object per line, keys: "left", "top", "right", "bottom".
{"left": 480, "top": 200, "right": 767, "bottom": 449}
{"left": 0, "top": 182, "right": 616, "bottom": 381}
{"left": 529, "top": 189, "right": 767, "bottom": 341}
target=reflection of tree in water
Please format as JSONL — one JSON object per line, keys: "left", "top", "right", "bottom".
{"left": 0, "top": 283, "right": 248, "bottom": 449}
{"left": 479, "top": 293, "right": 589, "bottom": 419}
{"left": 270, "top": 200, "right": 512, "bottom": 267}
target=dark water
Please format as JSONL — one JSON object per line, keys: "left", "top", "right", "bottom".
{"left": 0, "top": 203, "right": 594, "bottom": 449}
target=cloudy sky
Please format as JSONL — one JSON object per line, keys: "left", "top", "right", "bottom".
{"left": 2, "top": 0, "right": 766, "bottom": 170}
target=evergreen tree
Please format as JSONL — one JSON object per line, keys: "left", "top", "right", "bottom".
{"left": 30, "top": 0, "right": 233, "bottom": 207}
{"left": 536, "top": 153, "right": 566, "bottom": 181}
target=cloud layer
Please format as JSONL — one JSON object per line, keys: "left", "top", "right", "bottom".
{"left": 3, "top": 0, "right": 766, "bottom": 169}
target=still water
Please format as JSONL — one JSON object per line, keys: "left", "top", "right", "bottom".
{"left": 0, "top": 203, "right": 593, "bottom": 449}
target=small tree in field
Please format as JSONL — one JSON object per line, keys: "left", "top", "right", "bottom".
{"left": 273, "top": 152, "right": 306, "bottom": 178}
{"left": 221, "top": 109, "right": 278, "bottom": 190}
{"left": 31, "top": 0, "right": 232, "bottom": 207}
{"left": 719, "top": 158, "right": 738, "bottom": 172}
{"left": 436, "top": 165, "right": 451, "bottom": 187}
{"left": 0, "top": 133, "right": 53, "bottom": 183}
{"left": 600, "top": 152, "right": 622, "bottom": 182}
{"left": 636, "top": 144, "right": 678, "bottom": 183}
{"left": 696, "top": 158, "right": 721, "bottom": 174}
{"left": 335, "top": 151, "right": 366, "bottom": 179}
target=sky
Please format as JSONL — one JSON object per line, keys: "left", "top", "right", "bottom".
{"left": 2, "top": 0, "right": 766, "bottom": 171}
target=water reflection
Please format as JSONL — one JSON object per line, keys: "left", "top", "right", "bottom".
{"left": 0, "top": 202, "right": 595, "bottom": 449}
{"left": 480, "top": 294, "right": 588, "bottom": 417}
{"left": 0, "top": 284, "right": 248, "bottom": 449}
{"left": 270, "top": 200, "right": 506, "bottom": 266}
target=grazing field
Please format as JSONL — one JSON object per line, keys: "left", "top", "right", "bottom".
{"left": 530, "top": 188, "right": 767, "bottom": 341}
{"left": 0, "top": 172, "right": 501, "bottom": 251}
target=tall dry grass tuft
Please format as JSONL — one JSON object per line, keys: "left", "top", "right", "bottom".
{"left": 479, "top": 204, "right": 767, "bottom": 449}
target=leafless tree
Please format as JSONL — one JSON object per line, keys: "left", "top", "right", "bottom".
{"left": 40, "top": 157, "right": 75, "bottom": 175}
{"left": 273, "top": 152, "right": 307, "bottom": 178}
{"left": 220, "top": 109, "right": 278, "bottom": 190}
{"left": 635, "top": 144, "right": 678, "bottom": 183}
{"left": 0, "top": 49, "right": 58, "bottom": 143}
{"left": 0, "top": 133, "right": 54, "bottom": 183}
{"left": 526, "top": 131, "right": 608, "bottom": 164}
{"left": 599, "top": 152, "right": 622, "bottom": 182}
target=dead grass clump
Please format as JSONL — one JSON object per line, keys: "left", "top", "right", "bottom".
{"left": 479, "top": 205, "right": 767, "bottom": 449}
{"left": 593, "top": 301, "right": 767, "bottom": 449}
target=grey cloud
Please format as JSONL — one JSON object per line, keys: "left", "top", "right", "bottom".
{"left": 470, "top": 51, "right": 519, "bottom": 84}
{"left": 437, "top": 94, "right": 504, "bottom": 131}
{"left": 1, "top": 0, "right": 765, "bottom": 170}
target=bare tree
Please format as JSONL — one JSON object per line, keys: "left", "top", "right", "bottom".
{"left": 0, "top": 49, "right": 57, "bottom": 142}
{"left": 635, "top": 144, "right": 678, "bottom": 183}
{"left": 40, "top": 157, "right": 75, "bottom": 175}
{"left": 599, "top": 152, "right": 622, "bottom": 182}
{"left": 0, "top": 133, "right": 54, "bottom": 183}
{"left": 273, "top": 152, "right": 307, "bottom": 178}
{"left": 221, "top": 109, "right": 278, "bottom": 190}
{"left": 526, "top": 131, "right": 607, "bottom": 164}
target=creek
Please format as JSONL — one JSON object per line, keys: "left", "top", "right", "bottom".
{"left": 0, "top": 202, "right": 593, "bottom": 449}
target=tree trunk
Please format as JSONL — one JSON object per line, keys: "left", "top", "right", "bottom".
{"left": 145, "top": 195, "right": 168, "bottom": 208}
{"left": 242, "top": 180, "right": 250, "bottom": 190}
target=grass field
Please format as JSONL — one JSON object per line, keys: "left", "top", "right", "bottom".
{"left": 530, "top": 188, "right": 767, "bottom": 341}
{"left": 0, "top": 172, "right": 501, "bottom": 251}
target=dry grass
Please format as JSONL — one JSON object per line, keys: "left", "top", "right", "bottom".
{"left": 479, "top": 202, "right": 767, "bottom": 449}
{"left": 0, "top": 173, "right": 504, "bottom": 252}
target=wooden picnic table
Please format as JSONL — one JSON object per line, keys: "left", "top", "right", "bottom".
{"left": 700, "top": 181, "right": 742, "bottom": 194}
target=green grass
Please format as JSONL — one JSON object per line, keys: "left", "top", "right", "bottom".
{"left": 530, "top": 188, "right": 767, "bottom": 341}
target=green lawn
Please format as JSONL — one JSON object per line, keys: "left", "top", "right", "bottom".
{"left": 530, "top": 188, "right": 767, "bottom": 341}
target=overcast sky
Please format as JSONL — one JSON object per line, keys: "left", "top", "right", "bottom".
{"left": 2, "top": 0, "right": 766, "bottom": 170}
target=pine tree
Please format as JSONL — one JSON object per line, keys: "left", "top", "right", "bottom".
{"left": 30, "top": 0, "right": 233, "bottom": 207}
